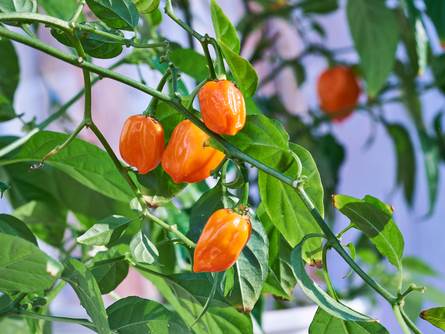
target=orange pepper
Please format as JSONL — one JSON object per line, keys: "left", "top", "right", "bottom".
{"left": 161, "top": 120, "right": 225, "bottom": 183}
{"left": 198, "top": 80, "right": 246, "bottom": 136}
{"left": 193, "top": 209, "right": 251, "bottom": 273}
{"left": 317, "top": 66, "right": 361, "bottom": 121}
{"left": 119, "top": 115, "right": 164, "bottom": 174}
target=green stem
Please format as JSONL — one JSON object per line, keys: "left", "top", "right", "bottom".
{"left": 70, "top": 0, "right": 85, "bottom": 23}
{"left": 400, "top": 306, "right": 423, "bottom": 334}
{"left": 144, "top": 70, "right": 171, "bottom": 115}
{"left": 82, "top": 69, "right": 92, "bottom": 123}
{"left": 10, "top": 310, "right": 95, "bottom": 331}
{"left": 0, "top": 13, "right": 70, "bottom": 31}
{"left": 41, "top": 121, "right": 85, "bottom": 162}
{"left": 393, "top": 305, "right": 414, "bottom": 334}
{"left": 322, "top": 244, "right": 338, "bottom": 300}
{"left": 208, "top": 37, "right": 226, "bottom": 78}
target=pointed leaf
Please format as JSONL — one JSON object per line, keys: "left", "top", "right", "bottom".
{"left": 0, "top": 233, "right": 62, "bottom": 293}
{"left": 347, "top": 0, "right": 398, "bottom": 96}
{"left": 218, "top": 40, "right": 258, "bottom": 97}
{"left": 210, "top": 0, "right": 240, "bottom": 53}
{"left": 86, "top": 0, "right": 139, "bottom": 30}
{"left": 62, "top": 259, "right": 111, "bottom": 334}
{"left": 291, "top": 243, "right": 371, "bottom": 322}
{"left": 420, "top": 307, "right": 445, "bottom": 331}
{"left": 77, "top": 215, "right": 131, "bottom": 246}
{"left": 420, "top": 132, "right": 440, "bottom": 215}
{"left": 334, "top": 195, "right": 404, "bottom": 269}
{"left": 130, "top": 230, "right": 159, "bottom": 264}
{"left": 0, "top": 214, "right": 37, "bottom": 245}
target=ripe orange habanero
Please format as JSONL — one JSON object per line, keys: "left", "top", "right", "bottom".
{"left": 198, "top": 80, "right": 246, "bottom": 136}
{"left": 193, "top": 209, "right": 251, "bottom": 272}
{"left": 161, "top": 120, "right": 225, "bottom": 183}
{"left": 317, "top": 66, "right": 361, "bottom": 121}
{"left": 119, "top": 115, "right": 164, "bottom": 174}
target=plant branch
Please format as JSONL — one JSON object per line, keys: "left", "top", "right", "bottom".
{"left": 9, "top": 310, "right": 95, "bottom": 331}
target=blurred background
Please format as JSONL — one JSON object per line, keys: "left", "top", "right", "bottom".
{"left": 1, "top": 0, "right": 444, "bottom": 333}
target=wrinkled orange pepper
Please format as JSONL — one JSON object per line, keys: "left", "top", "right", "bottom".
{"left": 193, "top": 208, "right": 251, "bottom": 273}
{"left": 198, "top": 80, "right": 246, "bottom": 136}
{"left": 119, "top": 115, "right": 164, "bottom": 174}
{"left": 317, "top": 66, "right": 361, "bottom": 121}
{"left": 161, "top": 120, "right": 225, "bottom": 183}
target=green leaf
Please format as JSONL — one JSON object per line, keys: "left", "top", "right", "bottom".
{"left": 218, "top": 40, "right": 258, "bottom": 97}
{"left": 420, "top": 132, "right": 440, "bottom": 215}
{"left": 62, "top": 259, "right": 111, "bottom": 334}
{"left": 5, "top": 131, "right": 133, "bottom": 202}
{"left": 131, "top": 0, "right": 160, "bottom": 14}
{"left": 3, "top": 163, "right": 134, "bottom": 226}
{"left": 141, "top": 271, "right": 253, "bottom": 334}
{"left": 107, "top": 296, "right": 189, "bottom": 333}
{"left": 333, "top": 194, "right": 404, "bottom": 269}
{"left": 91, "top": 245, "right": 129, "bottom": 294}
{"left": 402, "top": 256, "right": 438, "bottom": 277}
{"left": 0, "top": 233, "right": 62, "bottom": 293}
{"left": 170, "top": 48, "right": 208, "bottom": 81}
{"left": 258, "top": 204, "right": 297, "bottom": 299}
{"left": 86, "top": 0, "right": 139, "bottom": 30}
{"left": 420, "top": 307, "right": 445, "bottom": 331}
{"left": 291, "top": 241, "right": 371, "bottom": 322}
{"left": 78, "top": 22, "right": 124, "bottom": 59}
{"left": 224, "top": 114, "right": 291, "bottom": 168}
{"left": 0, "top": 39, "right": 19, "bottom": 122}
{"left": 347, "top": 0, "right": 398, "bottom": 96}
{"left": 385, "top": 123, "right": 416, "bottom": 206}
{"left": 210, "top": 0, "right": 240, "bottom": 54}
{"left": 0, "top": 0, "right": 36, "bottom": 12}
{"left": 13, "top": 200, "right": 67, "bottom": 247}
{"left": 188, "top": 184, "right": 225, "bottom": 242}
{"left": 40, "top": 0, "right": 81, "bottom": 20}
{"left": 130, "top": 230, "right": 159, "bottom": 264}
{"left": 226, "top": 217, "right": 268, "bottom": 312}
{"left": 77, "top": 215, "right": 131, "bottom": 246}
{"left": 0, "top": 213, "right": 36, "bottom": 244}
{"left": 309, "top": 308, "right": 389, "bottom": 334}
{"left": 259, "top": 143, "right": 324, "bottom": 260}
{"left": 425, "top": 0, "right": 445, "bottom": 40}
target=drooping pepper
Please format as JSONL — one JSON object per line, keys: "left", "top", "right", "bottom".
{"left": 317, "top": 66, "right": 361, "bottom": 121}
{"left": 193, "top": 209, "right": 251, "bottom": 273}
{"left": 119, "top": 115, "right": 164, "bottom": 174}
{"left": 161, "top": 120, "right": 225, "bottom": 183}
{"left": 198, "top": 80, "right": 246, "bottom": 136}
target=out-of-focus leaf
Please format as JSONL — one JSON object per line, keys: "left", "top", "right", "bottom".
{"left": 0, "top": 39, "right": 19, "bottom": 122}
{"left": 421, "top": 307, "right": 445, "bottom": 331}
{"left": 419, "top": 132, "right": 440, "bottom": 215}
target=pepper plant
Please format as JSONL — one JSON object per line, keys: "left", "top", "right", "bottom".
{"left": 0, "top": 0, "right": 444, "bottom": 333}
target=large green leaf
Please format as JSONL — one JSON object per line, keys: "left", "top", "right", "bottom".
{"left": 347, "top": 0, "right": 398, "bottom": 96}
{"left": 3, "top": 163, "right": 133, "bottom": 226}
{"left": 141, "top": 271, "right": 253, "bottom": 334}
{"left": 4, "top": 131, "right": 133, "bottom": 202}
{"left": 13, "top": 200, "right": 67, "bottom": 247}
{"left": 226, "top": 217, "right": 268, "bottom": 312}
{"left": 218, "top": 40, "right": 258, "bottom": 97}
{"left": 0, "top": 213, "right": 37, "bottom": 244}
{"left": 91, "top": 245, "right": 129, "bottom": 294}
{"left": 62, "top": 259, "right": 111, "bottom": 334}
{"left": 210, "top": 0, "right": 240, "bottom": 54}
{"left": 107, "top": 296, "right": 189, "bottom": 333}
{"left": 420, "top": 307, "right": 445, "bottom": 331}
{"left": 0, "top": 39, "right": 19, "bottom": 122}
{"left": 333, "top": 195, "right": 404, "bottom": 269}
{"left": 258, "top": 143, "right": 324, "bottom": 260}
{"left": 170, "top": 48, "right": 208, "bottom": 81}
{"left": 77, "top": 215, "right": 131, "bottom": 246}
{"left": 385, "top": 123, "right": 416, "bottom": 206}
{"left": 224, "top": 114, "right": 291, "bottom": 168}
{"left": 86, "top": 0, "right": 139, "bottom": 30}
{"left": 0, "top": 233, "right": 62, "bottom": 293}
{"left": 309, "top": 308, "right": 389, "bottom": 334}
{"left": 0, "top": 0, "right": 36, "bottom": 12}
{"left": 257, "top": 204, "right": 297, "bottom": 299}
{"left": 291, "top": 242, "right": 371, "bottom": 322}
{"left": 39, "top": 0, "right": 80, "bottom": 20}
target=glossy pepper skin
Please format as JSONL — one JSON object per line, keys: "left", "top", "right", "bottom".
{"left": 193, "top": 209, "right": 251, "bottom": 273}
{"left": 161, "top": 120, "right": 225, "bottom": 183}
{"left": 119, "top": 115, "right": 164, "bottom": 174}
{"left": 198, "top": 80, "right": 246, "bottom": 136}
{"left": 317, "top": 66, "right": 361, "bottom": 121}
